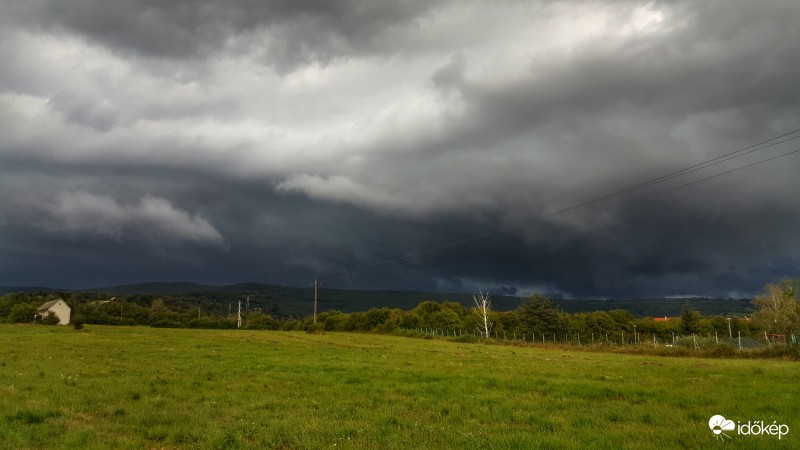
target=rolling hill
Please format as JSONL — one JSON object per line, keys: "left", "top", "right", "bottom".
{"left": 2, "top": 282, "right": 756, "bottom": 318}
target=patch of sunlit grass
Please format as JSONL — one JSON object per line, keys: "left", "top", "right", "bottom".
{"left": 0, "top": 325, "right": 797, "bottom": 448}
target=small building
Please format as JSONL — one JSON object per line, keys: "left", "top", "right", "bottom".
{"left": 37, "top": 299, "right": 71, "bottom": 325}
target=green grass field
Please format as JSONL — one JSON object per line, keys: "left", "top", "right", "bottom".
{"left": 0, "top": 325, "right": 796, "bottom": 449}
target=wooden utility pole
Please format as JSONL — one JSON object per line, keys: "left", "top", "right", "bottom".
{"left": 312, "top": 277, "right": 320, "bottom": 324}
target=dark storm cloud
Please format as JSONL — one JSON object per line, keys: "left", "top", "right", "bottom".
{"left": 3, "top": 0, "right": 446, "bottom": 72}
{"left": 1, "top": 0, "right": 799, "bottom": 297}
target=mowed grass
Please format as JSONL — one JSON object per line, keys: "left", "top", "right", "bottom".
{"left": 0, "top": 325, "right": 797, "bottom": 449}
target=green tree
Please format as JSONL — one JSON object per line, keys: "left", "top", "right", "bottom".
{"left": 430, "top": 309, "right": 463, "bottom": 331}
{"left": 411, "top": 301, "right": 466, "bottom": 330}
{"left": 344, "top": 312, "right": 369, "bottom": 331}
{"left": 244, "top": 311, "right": 279, "bottom": 330}
{"left": 518, "top": 293, "right": 564, "bottom": 337}
{"left": 318, "top": 311, "right": 348, "bottom": 330}
{"left": 398, "top": 310, "right": 421, "bottom": 329}
{"left": 365, "top": 308, "right": 392, "bottom": 330}
{"left": 585, "top": 311, "right": 622, "bottom": 336}
{"left": 752, "top": 278, "right": 799, "bottom": 334}
{"left": 607, "top": 309, "right": 634, "bottom": 328}
{"left": 679, "top": 302, "right": 701, "bottom": 335}
{"left": 8, "top": 303, "right": 36, "bottom": 323}
{"left": 412, "top": 301, "right": 441, "bottom": 328}
{"left": 494, "top": 310, "right": 521, "bottom": 336}
{"left": 413, "top": 301, "right": 441, "bottom": 318}
{"left": 376, "top": 309, "right": 405, "bottom": 332}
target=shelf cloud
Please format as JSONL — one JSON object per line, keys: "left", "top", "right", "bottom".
{"left": 1, "top": 0, "right": 799, "bottom": 297}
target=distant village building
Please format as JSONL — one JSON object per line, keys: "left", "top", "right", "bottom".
{"left": 37, "top": 299, "right": 71, "bottom": 325}
{"left": 90, "top": 296, "right": 115, "bottom": 305}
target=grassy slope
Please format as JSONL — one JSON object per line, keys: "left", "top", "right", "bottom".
{"left": 0, "top": 325, "right": 796, "bottom": 449}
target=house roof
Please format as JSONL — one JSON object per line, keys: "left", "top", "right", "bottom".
{"left": 37, "top": 300, "right": 60, "bottom": 311}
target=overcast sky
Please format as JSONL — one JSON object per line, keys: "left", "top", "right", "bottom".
{"left": 1, "top": 0, "right": 799, "bottom": 298}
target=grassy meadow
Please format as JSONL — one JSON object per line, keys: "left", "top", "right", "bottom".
{"left": 0, "top": 325, "right": 797, "bottom": 449}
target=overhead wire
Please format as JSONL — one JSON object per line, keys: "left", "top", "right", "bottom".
{"left": 321, "top": 131, "right": 800, "bottom": 283}
{"left": 319, "top": 129, "right": 800, "bottom": 284}
{"left": 598, "top": 146, "right": 800, "bottom": 213}
{"left": 539, "top": 132, "right": 800, "bottom": 219}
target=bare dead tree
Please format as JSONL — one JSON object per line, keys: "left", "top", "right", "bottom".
{"left": 473, "top": 291, "right": 493, "bottom": 338}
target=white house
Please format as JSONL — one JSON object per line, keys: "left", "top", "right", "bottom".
{"left": 37, "top": 299, "right": 71, "bottom": 325}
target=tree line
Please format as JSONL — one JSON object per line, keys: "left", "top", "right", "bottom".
{"left": 1, "top": 279, "right": 797, "bottom": 342}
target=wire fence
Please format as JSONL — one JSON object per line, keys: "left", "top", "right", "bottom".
{"left": 400, "top": 327, "right": 798, "bottom": 351}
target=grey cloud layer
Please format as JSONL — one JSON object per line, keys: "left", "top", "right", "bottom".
{"left": 3, "top": 0, "right": 447, "bottom": 72}
{"left": 1, "top": 0, "right": 799, "bottom": 296}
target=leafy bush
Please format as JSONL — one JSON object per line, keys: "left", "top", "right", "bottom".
{"left": 150, "top": 319, "right": 184, "bottom": 329}
{"left": 706, "top": 344, "right": 737, "bottom": 358}
{"left": 7, "top": 303, "right": 36, "bottom": 323}
{"left": 751, "top": 343, "right": 800, "bottom": 359}
{"left": 72, "top": 315, "right": 85, "bottom": 330}
{"left": 305, "top": 323, "right": 325, "bottom": 335}
{"left": 40, "top": 314, "right": 60, "bottom": 325}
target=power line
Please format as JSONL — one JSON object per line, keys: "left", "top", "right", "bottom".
{"left": 600, "top": 146, "right": 800, "bottom": 213}
{"left": 540, "top": 131, "right": 800, "bottom": 220}
{"left": 321, "top": 133, "right": 800, "bottom": 283}
{"left": 319, "top": 129, "right": 800, "bottom": 284}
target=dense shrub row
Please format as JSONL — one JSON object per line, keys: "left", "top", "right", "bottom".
{"left": 1, "top": 283, "right": 796, "bottom": 350}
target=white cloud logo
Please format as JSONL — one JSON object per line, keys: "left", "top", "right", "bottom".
{"left": 709, "top": 415, "right": 735, "bottom": 440}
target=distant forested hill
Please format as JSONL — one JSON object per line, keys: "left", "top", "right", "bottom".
{"left": 85, "top": 282, "right": 755, "bottom": 318}
{"left": 2, "top": 282, "right": 755, "bottom": 318}
{"left": 86, "top": 282, "right": 523, "bottom": 318}
{"left": 552, "top": 297, "right": 755, "bottom": 317}
{"left": 0, "top": 286, "right": 62, "bottom": 295}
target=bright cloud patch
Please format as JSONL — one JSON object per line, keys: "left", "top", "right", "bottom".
{"left": 45, "top": 191, "right": 224, "bottom": 246}
{"left": 277, "top": 174, "right": 416, "bottom": 215}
